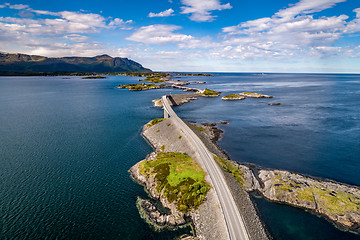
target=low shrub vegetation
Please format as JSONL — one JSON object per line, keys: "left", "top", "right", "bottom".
{"left": 139, "top": 152, "right": 211, "bottom": 213}
{"left": 201, "top": 88, "right": 220, "bottom": 96}
{"left": 147, "top": 118, "right": 165, "bottom": 128}
{"left": 214, "top": 155, "right": 245, "bottom": 186}
{"left": 195, "top": 126, "right": 205, "bottom": 132}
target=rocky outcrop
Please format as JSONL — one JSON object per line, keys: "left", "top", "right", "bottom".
{"left": 221, "top": 94, "right": 246, "bottom": 100}
{"left": 258, "top": 169, "right": 360, "bottom": 232}
{"left": 152, "top": 94, "right": 199, "bottom": 108}
{"left": 130, "top": 160, "right": 187, "bottom": 228}
{"left": 239, "top": 92, "right": 273, "bottom": 98}
{"left": 226, "top": 161, "right": 360, "bottom": 233}
{"left": 131, "top": 118, "right": 230, "bottom": 240}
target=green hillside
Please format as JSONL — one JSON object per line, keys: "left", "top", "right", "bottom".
{"left": 0, "top": 52, "right": 151, "bottom": 75}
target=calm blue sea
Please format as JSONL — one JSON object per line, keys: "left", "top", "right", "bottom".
{"left": 0, "top": 74, "right": 359, "bottom": 239}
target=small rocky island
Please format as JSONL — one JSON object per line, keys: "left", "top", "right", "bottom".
{"left": 82, "top": 75, "right": 107, "bottom": 79}
{"left": 117, "top": 83, "right": 168, "bottom": 91}
{"left": 221, "top": 94, "right": 246, "bottom": 100}
{"left": 197, "top": 88, "right": 220, "bottom": 97}
{"left": 239, "top": 92, "right": 273, "bottom": 98}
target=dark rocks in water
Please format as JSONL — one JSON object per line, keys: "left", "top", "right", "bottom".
{"left": 268, "top": 103, "right": 281, "bottom": 106}
{"left": 82, "top": 75, "right": 107, "bottom": 79}
{"left": 137, "top": 198, "right": 187, "bottom": 229}
{"left": 201, "top": 122, "right": 217, "bottom": 127}
{"left": 220, "top": 121, "right": 229, "bottom": 125}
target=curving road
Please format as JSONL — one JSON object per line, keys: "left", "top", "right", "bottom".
{"left": 161, "top": 95, "right": 250, "bottom": 240}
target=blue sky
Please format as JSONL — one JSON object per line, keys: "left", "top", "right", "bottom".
{"left": 0, "top": 0, "right": 360, "bottom": 72}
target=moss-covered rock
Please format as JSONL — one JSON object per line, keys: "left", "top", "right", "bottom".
{"left": 117, "top": 83, "right": 167, "bottom": 91}
{"left": 239, "top": 92, "right": 273, "bottom": 98}
{"left": 139, "top": 152, "right": 211, "bottom": 213}
{"left": 197, "top": 88, "right": 220, "bottom": 97}
{"left": 221, "top": 94, "right": 246, "bottom": 100}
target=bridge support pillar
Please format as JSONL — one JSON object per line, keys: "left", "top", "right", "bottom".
{"left": 164, "top": 110, "right": 169, "bottom": 118}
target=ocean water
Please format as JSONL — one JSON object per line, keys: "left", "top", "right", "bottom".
{"left": 0, "top": 76, "right": 189, "bottom": 239}
{"left": 0, "top": 74, "right": 359, "bottom": 239}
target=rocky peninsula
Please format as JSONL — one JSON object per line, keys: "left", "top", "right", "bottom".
{"left": 215, "top": 156, "right": 360, "bottom": 233}
{"left": 130, "top": 115, "right": 269, "bottom": 240}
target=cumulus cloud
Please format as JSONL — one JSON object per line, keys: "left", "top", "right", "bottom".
{"left": 276, "top": 0, "right": 346, "bottom": 19}
{"left": 0, "top": 4, "right": 133, "bottom": 57}
{"left": 109, "top": 18, "right": 133, "bottom": 29}
{"left": 126, "top": 24, "right": 192, "bottom": 44}
{"left": 0, "top": 7, "right": 133, "bottom": 36}
{"left": 64, "top": 34, "right": 88, "bottom": 42}
{"left": 220, "top": 0, "right": 359, "bottom": 60}
{"left": 27, "top": 42, "right": 111, "bottom": 57}
{"left": 148, "top": 8, "right": 174, "bottom": 17}
{"left": 180, "top": 0, "right": 232, "bottom": 22}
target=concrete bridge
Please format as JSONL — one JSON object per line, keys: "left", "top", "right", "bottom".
{"left": 161, "top": 95, "right": 250, "bottom": 240}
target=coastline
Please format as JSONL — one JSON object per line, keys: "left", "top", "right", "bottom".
{"left": 147, "top": 93, "right": 360, "bottom": 235}
{"left": 195, "top": 120, "right": 360, "bottom": 234}
{"left": 130, "top": 115, "right": 269, "bottom": 239}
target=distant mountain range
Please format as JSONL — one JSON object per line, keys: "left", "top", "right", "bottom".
{"left": 0, "top": 52, "right": 151, "bottom": 75}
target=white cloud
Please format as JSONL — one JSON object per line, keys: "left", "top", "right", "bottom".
{"left": 345, "top": 8, "right": 360, "bottom": 33}
{"left": 109, "top": 18, "right": 133, "bottom": 29}
{"left": 33, "top": 10, "right": 60, "bottom": 16}
{"left": 220, "top": 0, "right": 357, "bottom": 60}
{"left": 9, "top": 4, "right": 29, "bottom": 10}
{"left": 27, "top": 42, "right": 110, "bottom": 57}
{"left": 180, "top": 0, "right": 232, "bottom": 22}
{"left": 64, "top": 34, "right": 88, "bottom": 42}
{"left": 354, "top": 8, "right": 360, "bottom": 18}
{"left": 0, "top": 4, "right": 134, "bottom": 58}
{"left": 148, "top": 8, "right": 174, "bottom": 17}
{"left": 0, "top": 8, "right": 133, "bottom": 35}
{"left": 276, "top": 0, "right": 346, "bottom": 20}
{"left": 126, "top": 24, "right": 192, "bottom": 44}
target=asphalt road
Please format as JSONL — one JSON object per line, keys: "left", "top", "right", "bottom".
{"left": 162, "top": 95, "right": 250, "bottom": 240}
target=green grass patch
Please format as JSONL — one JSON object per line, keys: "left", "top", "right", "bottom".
{"left": 178, "top": 135, "right": 182, "bottom": 139}
{"left": 313, "top": 188, "right": 360, "bottom": 215}
{"left": 139, "top": 152, "right": 211, "bottom": 213}
{"left": 222, "top": 94, "right": 245, "bottom": 99}
{"left": 214, "top": 155, "right": 244, "bottom": 186}
{"left": 195, "top": 126, "right": 205, "bottom": 132}
{"left": 140, "top": 76, "right": 165, "bottom": 83}
{"left": 271, "top": 173, "right": 360, "bottom": 215}
{"left": 147, "top": 118, "right": 165, "bottom": 128}
{"left": 117, "top": 83, "right": 165, "bottom": 91}
{"left": 201, "top": 88, "right": 220, "bottom": 96}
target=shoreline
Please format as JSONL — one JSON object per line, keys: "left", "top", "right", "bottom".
{"left": 130, "top": 116, "right": 269, "bottom": 239}
{"left": 150, "top": 93, "right": 360, "bottom": 235}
